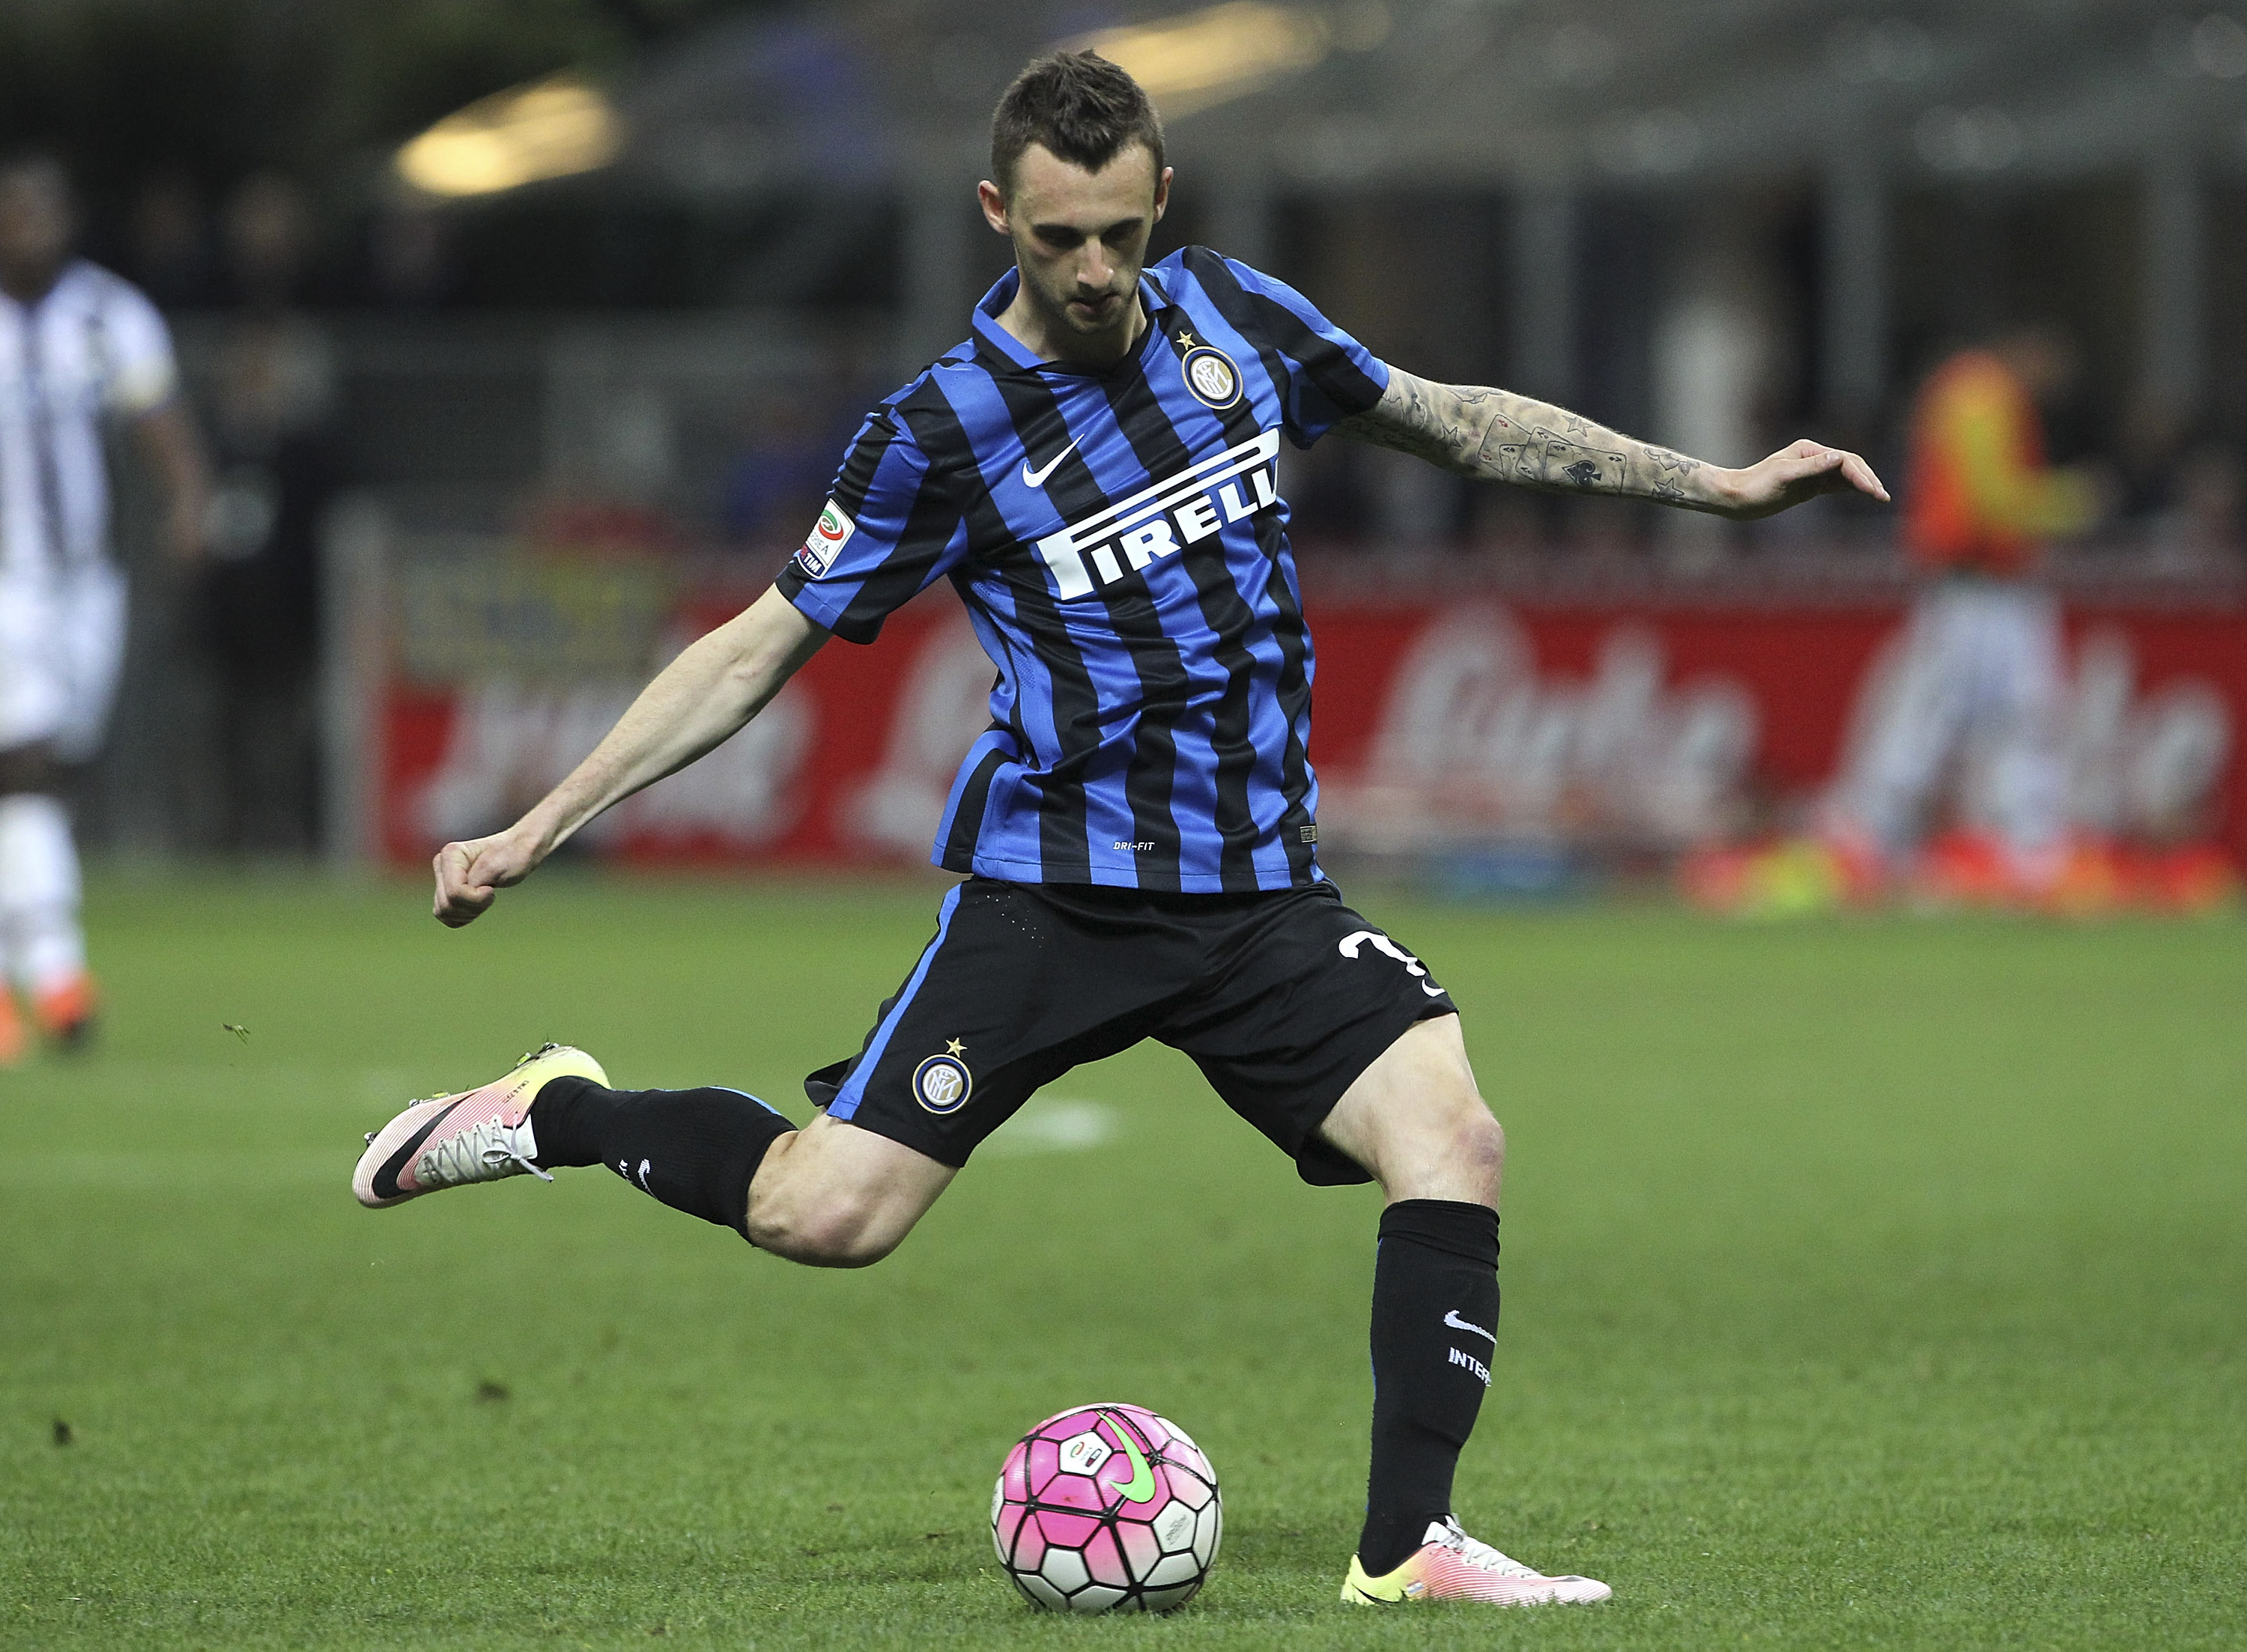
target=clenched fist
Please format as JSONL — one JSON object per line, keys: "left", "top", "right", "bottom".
{"left": 432, "top": 828, "right": 543, "bottom": 927}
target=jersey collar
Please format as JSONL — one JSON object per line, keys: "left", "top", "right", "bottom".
{"left": 970, "top": 266, "right": 1177, "bottom": 377}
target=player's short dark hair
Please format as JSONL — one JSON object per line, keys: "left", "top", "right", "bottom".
{"left": 990, "top": 50, "right": 1165, "bottom": 199}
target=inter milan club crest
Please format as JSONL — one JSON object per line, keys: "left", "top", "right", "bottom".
{"left": 1180, "top": 344, "right": 1243, "bottom": 409}
{"left": 914, "top": 1042, "right": 973, "bottom": 1114}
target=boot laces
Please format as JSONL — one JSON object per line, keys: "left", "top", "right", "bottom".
{"left": 399, "top": 1047, "right": 568, "bottom": 1185}
{"left": 1432, "top": 1519, "right": 1544, "bottom": 1579}
{"left": 417, "top": 1117, "right": 554, "bottom": 1189}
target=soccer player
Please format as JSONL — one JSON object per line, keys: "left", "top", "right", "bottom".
{"left": 1820, "top": 325, "right": 2102, "bottom": 905}
{"left": 357, "top": 53, "right": 1885, "bottom": 1607}
{"left": 0, "top": 149, "right": 209, "bottom": 1063}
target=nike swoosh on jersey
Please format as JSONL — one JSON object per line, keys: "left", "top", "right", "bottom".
{"left": 370, "top": 1098, "right": 467, "bottom": 1202}
{"left": 1443, "top": 1309, "right": 1495, "bottom": 1343}
{"left": 1022, "top": 438, "right": 1079, "bottom": 488}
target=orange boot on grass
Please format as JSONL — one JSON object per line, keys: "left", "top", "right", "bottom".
{"left": 33, "top": 971, "right": 97, "bottom": 1051}
{"left": 0, "top": 990, "right": 26, "bottom": 1067}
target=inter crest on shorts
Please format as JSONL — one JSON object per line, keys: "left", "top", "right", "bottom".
{"left": 913, "top": 1051, "right": 973, "bottom": 1114}
{"left": 1180, "top": 344, "right": 1243, "bottom": 408}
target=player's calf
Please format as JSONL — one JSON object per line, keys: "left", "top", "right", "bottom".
{"left": 743, "top": 1191, "right": 897, "bottom": 1268}
{"left": 0, "top": 784, "right": 97, "bottom": 1054}
{"left": 530, "top": 1074, "right": 795, "bottom": 1239}
{"left": 744, "top": 1113, "right": 956, "bottom": 1266}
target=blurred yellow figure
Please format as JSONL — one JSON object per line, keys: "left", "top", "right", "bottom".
{"left": 1901, "top": 341, "right": 2099, "bottom": 579}
{"left": 1813, "top": 330, "right": 2099, "bottom": 911}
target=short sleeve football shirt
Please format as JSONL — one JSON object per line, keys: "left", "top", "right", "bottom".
{"left": 777, "top": 247, "right": 1389, "bottom": 893}
{"left": 0, "top": 259, "right": 178, "bottom": 579}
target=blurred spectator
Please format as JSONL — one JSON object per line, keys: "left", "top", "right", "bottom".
{"left": 720, "top": 389, "right": 835, "bottom": 547}
{"left": 2162, "top": 444, "right": 2242, "bottom": 562}
{"left": 190, "top": 174, "right": 342, "bottom": 855}
{"left": 516, "top": 494, "right": 682, "bottom": 559}
{"left": 224, "top": 173, "right": 315, "bottom": 312}
{"left": 720, "top": 352, "right": 884, "bottom": 549}
{"left": 127, "top": 167, "right": 216, "bottom": 309}
{"left": 369, "top": 203, "right": 453, "bottom": 309}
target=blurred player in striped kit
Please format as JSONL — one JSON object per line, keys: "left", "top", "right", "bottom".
{"left": 0, "top": 150, "right": 209, "bottom": 1061}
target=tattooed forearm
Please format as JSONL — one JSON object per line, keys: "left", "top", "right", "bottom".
{"left": 1333, "top": 369, "right": 1739, "bottom": 515}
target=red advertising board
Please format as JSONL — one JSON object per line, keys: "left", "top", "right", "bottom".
{"left": 374, "top": 560, "right": 2247, "bottom": 875}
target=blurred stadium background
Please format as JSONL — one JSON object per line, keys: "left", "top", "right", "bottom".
{"left": 7, "top": 0, "right": 2246, "bottom": 903}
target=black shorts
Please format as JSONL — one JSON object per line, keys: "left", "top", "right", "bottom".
{"left": 805, "top": 876, "right": 1458, "bottom": 1186}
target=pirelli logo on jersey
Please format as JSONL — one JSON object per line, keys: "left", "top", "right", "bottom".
{"left": 1032, "top": 428, "right": 1282, "bottom": 600}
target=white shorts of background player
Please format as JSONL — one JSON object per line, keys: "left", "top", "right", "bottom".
{"left": 1829, "top": 578, "right": 2068, "bottom": 866}
{"left": 0, "top": 559, "right": 127, "bottom": 761}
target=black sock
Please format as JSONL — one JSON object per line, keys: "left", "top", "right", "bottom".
{"left": 1359, "top": 1199, "right": 1500, "bottom": 1575}
{"left": 529, "top": 1076, "right": 793, "bottom": 1241}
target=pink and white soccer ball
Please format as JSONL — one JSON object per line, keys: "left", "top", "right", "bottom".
{"left": 990, "top": 1402, "right": 1222, "bottom": 1614}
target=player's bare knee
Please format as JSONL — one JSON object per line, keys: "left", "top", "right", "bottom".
{"left": 1403, "top": 1083, "right": 1502, "bottom": 1203}
{"left": 1422, "top": 1039, "right": 1501, "bottom": 1182}
{"left": 1452, "top": 1106, "right": 1505, "bottom": 1189}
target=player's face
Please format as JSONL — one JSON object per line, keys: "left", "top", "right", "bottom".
{"left": 981, "top": 143, "right": 1170, "bottom": 343}
{"left": 0, "top": 167, "right": 73, "bottom": 297}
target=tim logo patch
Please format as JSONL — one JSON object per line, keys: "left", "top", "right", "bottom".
{"left": 794, "top": 499, "right": 856, "bottom": 578}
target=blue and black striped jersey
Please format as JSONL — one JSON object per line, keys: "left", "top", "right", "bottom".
{"left": 776, "top": 246, "right": 1389, "bottom": 893}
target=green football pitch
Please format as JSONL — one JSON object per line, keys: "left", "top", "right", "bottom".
{"left": 3, "top": 872, "right": 2243, "bottom": 1649}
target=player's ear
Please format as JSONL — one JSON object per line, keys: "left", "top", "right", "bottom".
{"left": 977, "top": 179, "right": 1010, "bottom": 236}
{"left": 1152, "top": 166, "right": 1172, "bottom": 223}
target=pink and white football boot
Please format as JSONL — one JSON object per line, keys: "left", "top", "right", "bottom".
{"left": 1341, "top": 1516, "right": 1611, "bottom": 1606}
{"left": 353, "top": 1043, "right": 607, "bottom": 1209}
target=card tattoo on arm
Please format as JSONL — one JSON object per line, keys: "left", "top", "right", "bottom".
{"left": 1335, "top": 369, "right": 1722, "bottom": 512}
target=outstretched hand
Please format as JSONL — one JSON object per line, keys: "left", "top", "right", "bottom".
{"left": 432, "top": 829, "right": 542, "bottom": 928}
{"left": 1718, "top": 440, "right": 1889, "bottom": 521}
